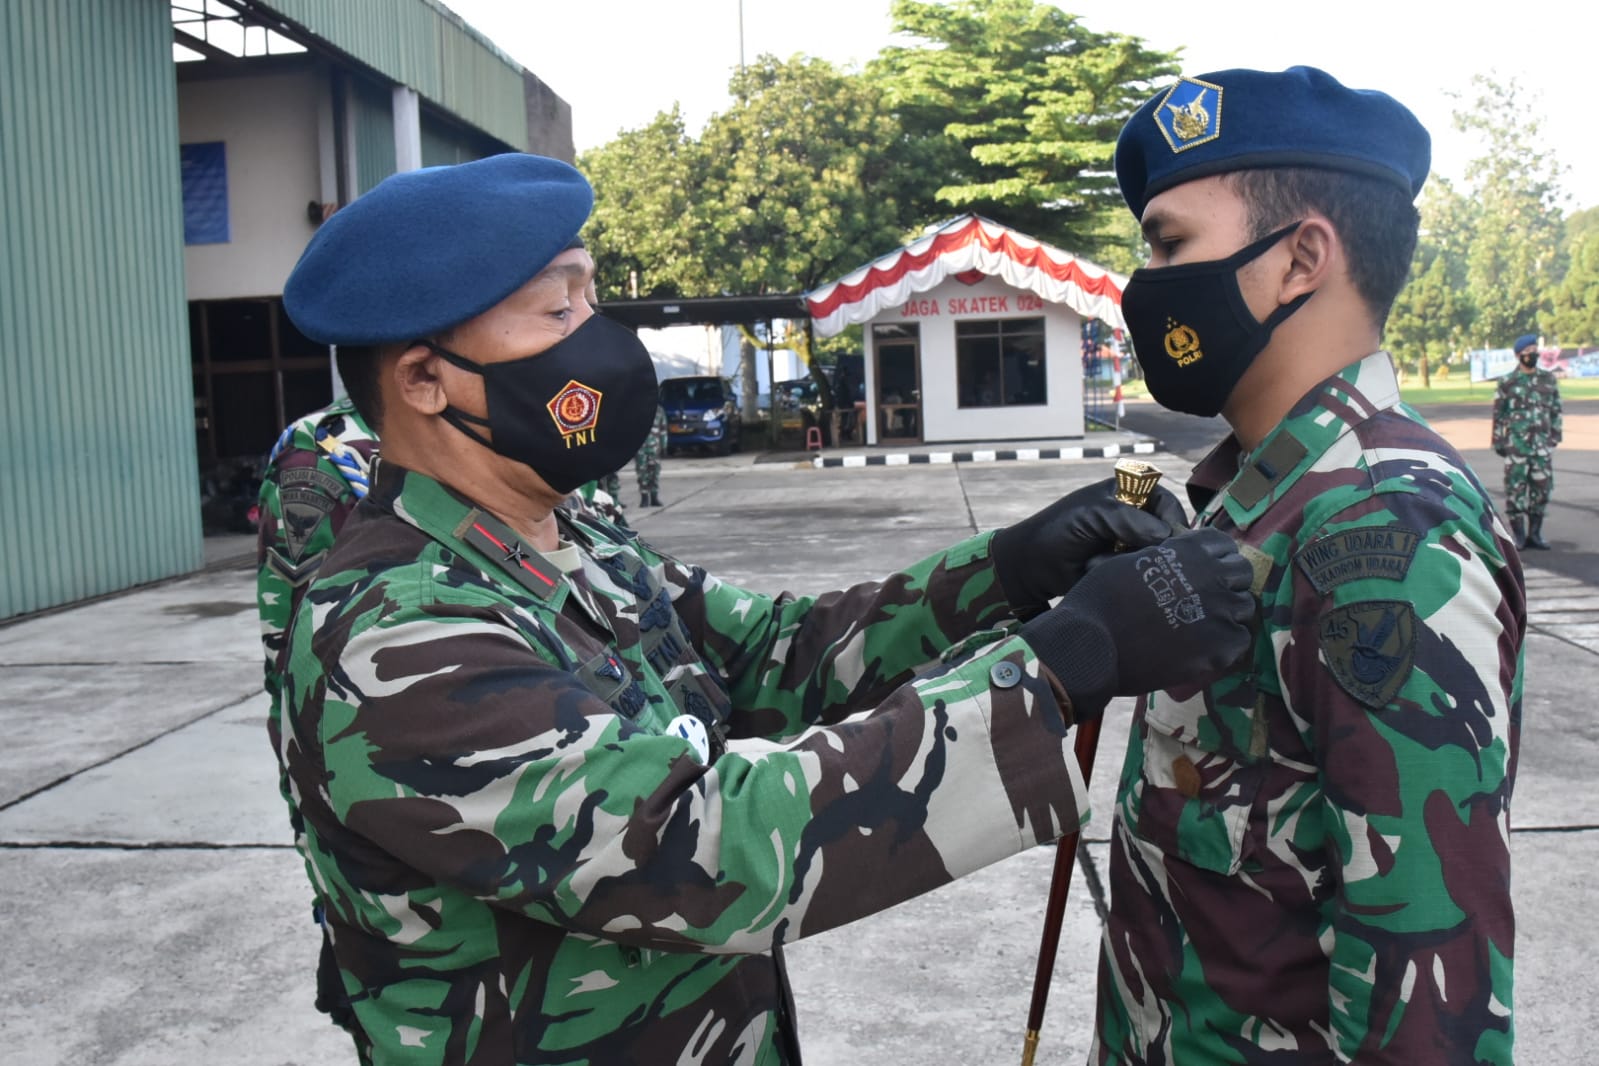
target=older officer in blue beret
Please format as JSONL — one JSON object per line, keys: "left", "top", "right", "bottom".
{"left": 271, "top": 154, "right": 1256, "bottom": 1064}
{"left": 1092, "top": 67, "right": 1523, "bottom": 1065}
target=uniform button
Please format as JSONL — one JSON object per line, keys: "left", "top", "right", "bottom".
{"left": 1172, "top": 755, "right": 1202, "bottom": 798}
{"left": 990, "top": 660, "right": 1023, "bottom": 689}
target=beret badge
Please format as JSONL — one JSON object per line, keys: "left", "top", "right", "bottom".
{"left": 547, "top": 380, "right": 604, "bottom": 446}
{"left": 1155, "top": 77, "right": 1223, "bottom": 153}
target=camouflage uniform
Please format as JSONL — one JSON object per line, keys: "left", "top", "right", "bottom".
{"left": 256, "top": 397, "right": 380, "bottom": 1051}
{"left": 1093, "top": 352, "right": 1523, "bottom": 1064}
{"left": 633, "top": 403, "right": 669, "bottom": 504}
{"left": 280, "top": 459, "right": 1091, "bottom": 1065}
{"left": 1492, "top": 365, "right": 1562, "bottom": 524}
{"left": 570, "top": 479, "right": 629, "bottom": 527}
{"left": 599, "top": 470, "right": 624, "bottom": 508}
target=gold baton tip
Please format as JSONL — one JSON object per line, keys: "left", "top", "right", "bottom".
{"left": 1112, "top": 458, "right": 1164, "bottom": 508}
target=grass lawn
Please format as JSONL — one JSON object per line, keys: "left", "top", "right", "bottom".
{"left": 1114, "top": 376, "right": 1599, "bottom": 406}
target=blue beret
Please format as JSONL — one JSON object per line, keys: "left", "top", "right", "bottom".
{"left": 1115, "top": 66, "right": 1430, "bottom": 219}
{"left": 1513, "top": 334, "right": 1539, "bottom": 353}
{"left": 283, "top": 153, "right": 593, "bottom": 345}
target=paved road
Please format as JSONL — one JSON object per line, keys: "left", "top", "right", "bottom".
{"left": 1, "top": 402, "right": 1593, "bottom": 1065}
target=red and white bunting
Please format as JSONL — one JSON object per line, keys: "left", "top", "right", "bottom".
{"left": 804, "top": 214, "right": 1126, "bottom": 338}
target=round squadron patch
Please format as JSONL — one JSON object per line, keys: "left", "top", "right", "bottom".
{"left": 1318, "top": 600, "right": 1416, "bottom": 709}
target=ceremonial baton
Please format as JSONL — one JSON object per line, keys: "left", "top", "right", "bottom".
{"left": 1020, "top": 459, "right": 1164, "bottom": 1066}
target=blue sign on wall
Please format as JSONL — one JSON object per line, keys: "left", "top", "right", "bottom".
{"left": 180, "top": 142, "right": 229, "bottom": 245}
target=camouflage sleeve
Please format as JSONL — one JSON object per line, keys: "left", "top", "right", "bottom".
{"left": 289, "top": 575, "right": 1086, "bottom": 955}
{"left": 641, "top": 532, "right": 1020, "bottom": 740}
{"left": 257, "top": 422, "right": 365, "bottom": 781}
{"left": 1490, "top": 380, "right": 1509, "bottom": 454}
{"left": 1281, "top": 494, "right": 1518, "bottom": 1063}
{"left": 1551, "top": 376, "right": 1563, "bottom": 445}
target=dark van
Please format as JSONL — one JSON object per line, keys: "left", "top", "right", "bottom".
{"left": 660, "top": 376, "right": 741, "bottom": 455}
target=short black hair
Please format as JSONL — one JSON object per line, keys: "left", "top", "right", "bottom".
{"left": 335, "top": 344, "right": 385, "bottom": 433}
{"left": 1224, "top": 168, "right": 1419, "bottom": 327}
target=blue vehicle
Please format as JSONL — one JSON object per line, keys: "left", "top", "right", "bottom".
{"left": 660, "top": 375, "right": 741, "bottom": 455}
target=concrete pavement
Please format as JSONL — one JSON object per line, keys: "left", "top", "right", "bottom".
{"left": 2, "top": 416, "right": 1595, "bottom": 1065}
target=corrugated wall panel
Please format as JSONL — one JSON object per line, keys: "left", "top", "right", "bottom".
{"left": 261, "top": 0, "right": 528, "bottom": 150}
{"left": 352, "top": 78, "right": 397, "bottom": 194}
{"left": 1, "top": 0, "right": 201, "bottom": 619}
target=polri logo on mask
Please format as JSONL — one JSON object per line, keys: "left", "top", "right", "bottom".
{"left": 1163, "top": 318, "right": 1203, "bottom": 367}
{"left": 547, "top": 381, "right": 604, "bottom": 447}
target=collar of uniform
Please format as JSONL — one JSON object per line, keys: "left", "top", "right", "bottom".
{"left": 1199, "top": 351, "right": 1401, "bottom": 530}
{"left": 369, "top": 458, "right": 570, "bottom": 605}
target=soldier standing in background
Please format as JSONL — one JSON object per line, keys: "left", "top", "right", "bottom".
{"left": 254, "top": 394, "right": 377, "bottom": 1049}
{"left": 1494, "top": 331, "right": 1563, "bottom": 549}
{"left": 271, "top": 152, "right": 1258, "bottom": 1064}
{"left": 1096, "top": 66, "right": 1523, "bottom": 1064}
{"left": 633, "top": 401, "right": 668, "bottom": 506}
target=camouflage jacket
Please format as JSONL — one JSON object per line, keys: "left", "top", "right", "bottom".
{"left": 1491, "top": 367, "right": 1562, "bottom": 457}
{"left": 279, "top": 460, "right": 1089, "bottom": 1065}
{"left": 1094, "top": 352, "right": 1523, "bottom": 1065}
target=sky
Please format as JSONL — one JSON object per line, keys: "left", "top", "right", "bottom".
{"left": 439, "top": 0, "right": 1596, "bottom": 212}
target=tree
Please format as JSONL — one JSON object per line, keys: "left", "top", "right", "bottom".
{"left": 577, "top": 107, "right": 704, "bottom": 300}
{"left": 1453, "top": 74, "right": 1568, "bottom": 346}
{"left": 1387, "top": 178, "right": 1477, "bottom": 384}
{"left": 1551, "top": 229, "right": 1599, "bottom": 345}
{"left": 871, "top": 0, "right": 1177, "bottom": 253}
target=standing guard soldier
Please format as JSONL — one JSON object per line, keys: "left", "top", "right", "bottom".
{"left": 633, "top": 401, "right": 669, "bottom": 506}
{"left": 1095, "top": 66, "right": 1524, "bottom": 1064}
{"left": 269, "top": 152, "right": 1258, "bottom": 1064}
{"left": 1493, "top": 332, "right": 1562, "bottom": 549}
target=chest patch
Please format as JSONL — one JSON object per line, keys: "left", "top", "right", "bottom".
{"left": 1296, "top": 526, "right": 1420, "bottom": 594}
{"left": 1318, "top": 600, "right": 1416, "bottom": 709}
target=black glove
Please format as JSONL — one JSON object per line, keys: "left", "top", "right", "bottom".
{"left": 1019, "top": 528, "right": 1255, "bottom": 720}
{"left": 992, "top": 478, "right": 1190, "bottom": 618}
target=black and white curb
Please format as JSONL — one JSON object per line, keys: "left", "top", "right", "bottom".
{"left": 811, "top": 440, "right": 1159, "bottom": 469}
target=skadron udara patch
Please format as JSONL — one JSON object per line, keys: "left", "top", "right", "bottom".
{"left": 1296, "top": 526, "right": 1420, "bottom": 594}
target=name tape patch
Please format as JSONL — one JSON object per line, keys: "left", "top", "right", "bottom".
{"left": 1296, "top": 526, "right": 1420, "bottom": 594}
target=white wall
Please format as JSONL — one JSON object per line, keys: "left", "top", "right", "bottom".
{"left": 864, "top": 275, "right": 1086, "bottom": 444}
{"left": 177, "top": 70, "right": 323, "bottom": 300}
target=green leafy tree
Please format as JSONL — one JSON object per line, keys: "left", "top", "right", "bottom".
{"left": 578, "top": 107, "right": 704, "bottom": 300}
{"left": 1387, "top": 177, "right": 1477, "bottom": 384}
{"left": 1454, "top": 74, "right": 1568, "bottom": 346}
{"left": 1551, "top": 229, "right": 1599, "bottom": 345}
{"left": 872, "top": 0, "right": 1177, "bottom": 252}
{"left": 695, "top": 55, "right": 922, "bottom": 424}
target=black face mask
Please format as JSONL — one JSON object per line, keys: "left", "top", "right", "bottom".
{"left": 1517, "top": 351, "right": 1539, "bottom": 369}
{"left": 428, "top": 314, "right": 659, "bottom": 494}
{"left": 1122, "top": 222, "right": 1312, "bottom": 418}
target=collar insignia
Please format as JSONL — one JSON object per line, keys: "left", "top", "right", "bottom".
{"left": 1155, "top": 76, "right": 1223, "bottom": 153}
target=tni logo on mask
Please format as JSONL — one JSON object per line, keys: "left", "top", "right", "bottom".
{"left": 1163, "top": 318, "right": 1203, "bottom": 367}
{"left": 547, "top": 380, "right": 604, "bottom": 447}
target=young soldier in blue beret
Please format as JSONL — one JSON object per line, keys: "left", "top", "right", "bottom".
{"left": 1094, "top": 66, "right": 1523, "bottom": 1064}
{"left": 270, "top": 152, "right": 1257, "bottom": 1064}
{"left": 1493, "top": 332, "right": 1562, "bottom": 549}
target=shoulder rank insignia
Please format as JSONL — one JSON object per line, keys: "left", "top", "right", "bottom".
{"left": 1154, "top": 76, "right": 1223, "bottom": 153}
{"left": 457, "top": 509, "right": 561, "bottom": 600}
{"left": 1318, "top": 600, "right": 1415, "bottom": 709}
{"left": 1296, "top": 526, "right": 1420, "bottom": 594}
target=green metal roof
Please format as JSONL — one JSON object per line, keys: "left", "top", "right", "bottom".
{"left": 254, "top": 0, "right": 532, "bottom": 150}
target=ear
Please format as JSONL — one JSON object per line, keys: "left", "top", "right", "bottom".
{"left": 1277, "top": 216, "right": 1337, "bottom": 303}
{"left": 391, "top": 343, "right": 449, "bottom": 416}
